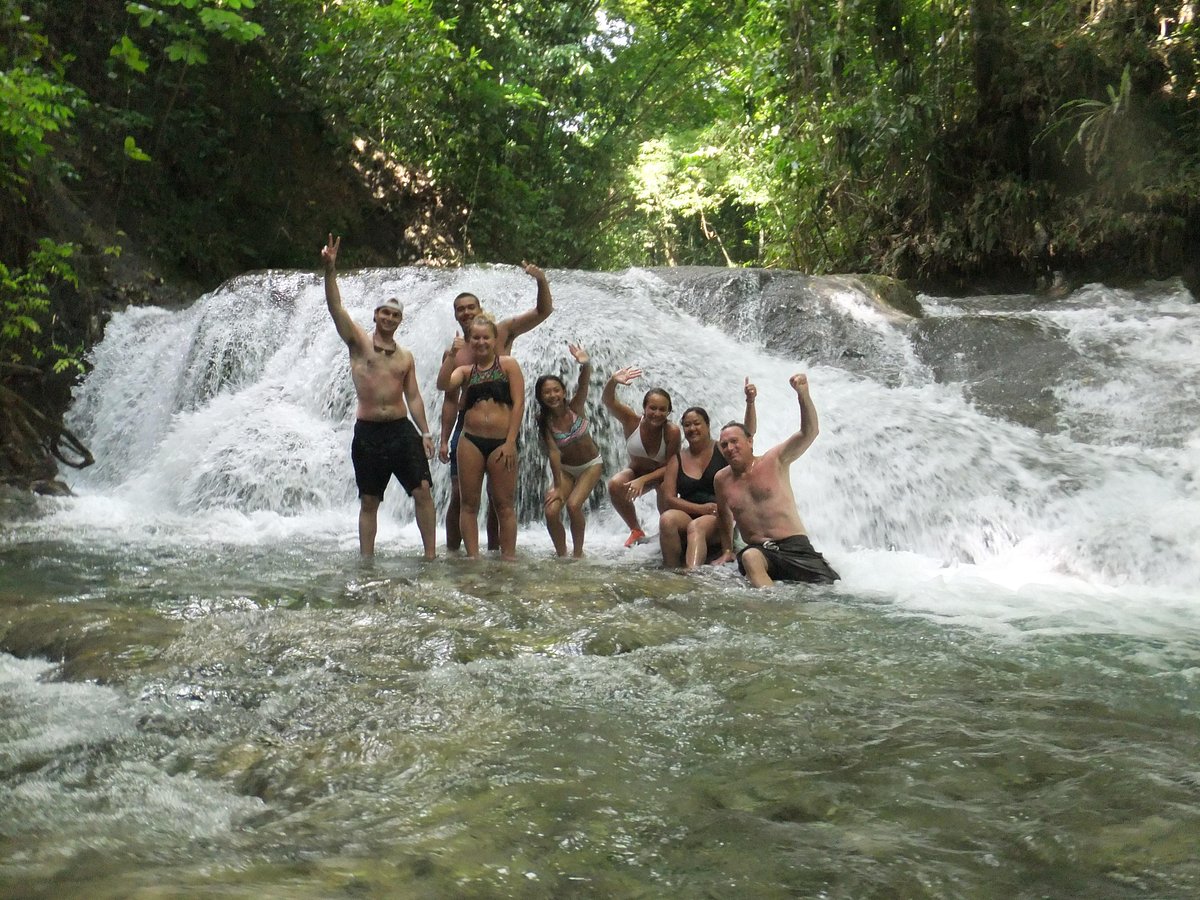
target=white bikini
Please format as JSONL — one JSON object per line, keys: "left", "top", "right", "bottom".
{"left": 561, "top": 456, "right": 603, "bottom": 478}
{"left": 625, "top": 423, "right": 666, "bottom": 463}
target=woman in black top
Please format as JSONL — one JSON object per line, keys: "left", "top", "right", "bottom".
{"left": 658, "top": 379, "right": 757, "bottom": 569}
{"left": 437, "top": 314, "right": 525, "bottom": 559}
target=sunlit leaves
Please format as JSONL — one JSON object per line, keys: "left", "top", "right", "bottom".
{"left": 0, "top": 68, "right": 79, "bottom": 193}
{"left": 1042, "top": 64, "right": 1134, "bottom": 175}
{"left": 117, "top": 0, "right": 265, "bottom": 74}
{"left": 123, "top": 135, "right": 151, "bottom": 162}
{"left": 502, "top": 83, "right": 549, "bottom": 109}
{"left": 0, "top": 239, "right": 79, "bottom": 369}
{"left": 197, "top": 6, "right": 265, "bottom": 42}
{"left": 125, "top": 3, "right": 171, "bottom": 29}
{"left": 109, "top": 36, "right": 149, "bottom": 73}
{"left": 164, "top": 38, "right": 207, "bottom": 65}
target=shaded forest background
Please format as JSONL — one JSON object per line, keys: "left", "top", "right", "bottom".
{"left": 3, "top": 0, "right": 1199, "bottom": 486}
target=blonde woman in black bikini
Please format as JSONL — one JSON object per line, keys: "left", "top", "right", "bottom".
{"left": 436, "top": 314, "right": 525, "bottom": 560}
{"left": 602, "top": 366, "right": 682, "bottom": 548}
{"left": 534, "top": 344, "right": 604, "bottom": 558}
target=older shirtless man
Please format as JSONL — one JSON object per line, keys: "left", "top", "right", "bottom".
{"left": 440, "top": 266, "right": 553, "bottom": 551}
{"left": 714, "top": 374, "right": 840, "bottom": 588}
{"left": 322, "top": 234, "right": 436, "bottom": 559}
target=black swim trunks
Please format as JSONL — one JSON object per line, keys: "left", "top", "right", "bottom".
{"left": 449, "top": 411, "right": 465, "bottom": 477}
{"left": 737, "top": 534, "right": 840, "bottom": 584}
{"left": 351, "top": 418, "right": 432, "bottom": 498}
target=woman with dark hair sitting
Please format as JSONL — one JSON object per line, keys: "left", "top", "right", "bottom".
{"left": 534, "top": 344, "right": 604, "bottom": 557}
{"left": 658, "top": 379, "right": 757, "bottom": 569}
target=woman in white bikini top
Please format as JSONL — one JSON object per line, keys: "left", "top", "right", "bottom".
{"left": 624, "top": 424, "right": 667, "bottom": 462}
{"left": 534, "top": 343, "right": 605, "bottom": 558}
{"left": 602, "top": 366, "right": 681, "bottom": 548}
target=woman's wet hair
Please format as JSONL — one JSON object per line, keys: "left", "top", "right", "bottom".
{"left": 642, "top": 388, "right": 672, "bottom": 412}
{"left": 534, "top": 374, "right": 567, "bottom": 437}
{"left": 469, "top": 312, "right": 498, "bottom": 336}
{"left": 681, "top": 406, "right": 710, "bottom": 426}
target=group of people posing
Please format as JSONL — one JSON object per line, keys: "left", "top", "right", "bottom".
{"left": 322, "top": 236, "right": 839, "bottom": 588}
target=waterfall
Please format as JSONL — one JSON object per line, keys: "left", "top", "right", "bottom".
{"left": 64, "top": 267, "right": 1200, "bottom": 591}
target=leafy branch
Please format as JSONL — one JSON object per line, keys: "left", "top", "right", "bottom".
{"left": 0, "top": 238, "right": 80, "bottom": 373}
{"left": 1038, "top": 64, "right": 1133, "bottom": 175}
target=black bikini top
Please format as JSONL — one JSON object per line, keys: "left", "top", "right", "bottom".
{"left": 463, "top": 357, "right": 513, "bottom": 410}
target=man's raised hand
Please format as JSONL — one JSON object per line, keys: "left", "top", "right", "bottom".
{"left": 321, "top": 233, "right": 340, "bottom": 268}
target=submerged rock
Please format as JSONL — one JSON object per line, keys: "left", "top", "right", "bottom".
{"left": 0, "top": 601, "right": 181, "bottom": 683}
{"left": 0, "top": 483, "right": 44, "bottom": 521}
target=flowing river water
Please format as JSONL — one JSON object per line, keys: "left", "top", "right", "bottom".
{"left": 2, "top": 268, "right": 1198, "bottom": 898}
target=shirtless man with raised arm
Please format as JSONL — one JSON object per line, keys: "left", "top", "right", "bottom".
{"left": 439, "top": 265, "right": 553, "bottom": 551}
{"left": 713, "top": 374, "right": 840, "bottom": 588}
{"left": 322, "top": 234, "right": 437, "bottom": 559}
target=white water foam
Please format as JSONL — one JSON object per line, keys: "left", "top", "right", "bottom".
{"left": 38, "top": 269, "right": 1200, "bottom": 630}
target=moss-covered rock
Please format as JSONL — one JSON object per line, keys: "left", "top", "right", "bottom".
{"left": 850, "top": 274, "right": 923, "bottom": 319}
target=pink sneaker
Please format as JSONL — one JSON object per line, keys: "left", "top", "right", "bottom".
{"left": 623, "top": 529, "right": 646, "bottom": 548}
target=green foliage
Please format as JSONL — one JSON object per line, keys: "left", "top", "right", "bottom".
{"left": 668, "top": 0, "right": 972, "bottom": 271}
{"left": 0, "top": 67, "right": 76, "bottom": 173}
{"left": 1043, "top": 65, "right": 1134, "bottom": 175}
{"left": 0, "top": 238, "right": 81, "bottom": 373}
{"left": 122, "top": 135, "right": 151, "bottom": 162}
{"left": 108, "top": 0, "right": 265, "bottom": 164}
{"left": 611, "top": 0, "right": 1199, "bottom": 280}
{"left": 256, "top": 0, "right": 754, "bottom": 265}
{"left": 0, "top": 8, "right": 81, "bottom": 197}
{"left": 7, "top": 0, "right": 1200, "bottom": 291}
{"left": 280, "top": 0, "right": 461, "bottom": 151}
{"left": 623, "top": 132, "right": 758, "bottom": 266}
{"left": 109, "top": 35, "right": 149, "bottom": 73}
{"left": 122, "top": 0, "right": 265, "bottom": 64}
{"left": 276, "top": 1, "right": 544, "bottom": 259}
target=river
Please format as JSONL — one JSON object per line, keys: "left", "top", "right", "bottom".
{"left": 2, "top": 268, "right": 1198, "bottom": 897}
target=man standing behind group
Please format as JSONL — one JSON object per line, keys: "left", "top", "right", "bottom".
{"left": 322, "top": 234, "right": 437, "bottom": 559}
{"left": 439, "top": 264, "right": 553, "bottom": 551}
{"left": 714, "top": 374, "right": 840, "bottom": 588}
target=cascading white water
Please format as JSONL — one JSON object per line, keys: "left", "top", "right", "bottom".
{"left": 63, "top": 267, "right": 1200, "bottom": 592}
{"left": 12, "top": 269, "right": 1200, "bottom": 900}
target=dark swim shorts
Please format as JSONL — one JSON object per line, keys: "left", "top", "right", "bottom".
{"left": 448, "top": 411, "right": 465, "bottom": 477}
{"left": 351, "top": 418, "right": 432, "bottom": 498}
{"left": 737, "top": 534, "right": 840, "bottom": 584}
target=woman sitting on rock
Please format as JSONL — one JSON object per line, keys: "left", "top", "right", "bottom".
{"left": 658, "top": 378, "right": 757, "bottom": 569}
{"left": 602, "top": 366, "right": 681, "bottom": 548}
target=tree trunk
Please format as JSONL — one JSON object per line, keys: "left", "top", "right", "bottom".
{"left": 969, "top": 0, "right": 1031, "bottom": 178}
